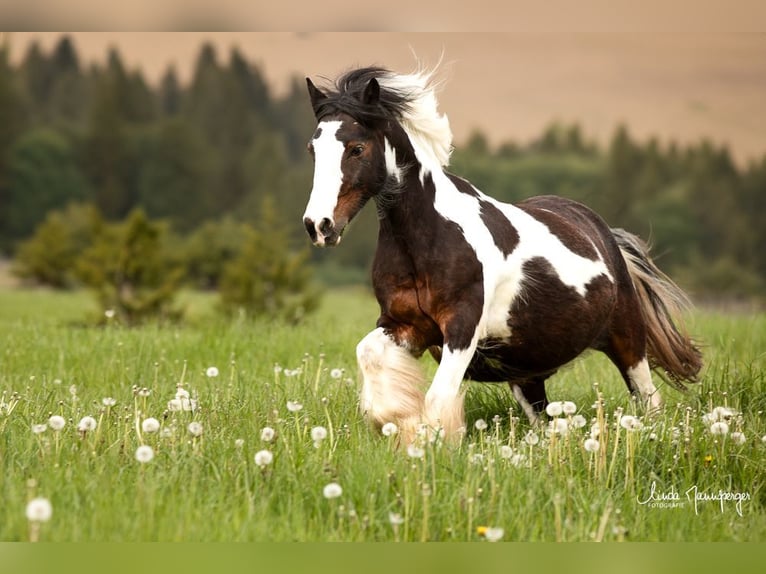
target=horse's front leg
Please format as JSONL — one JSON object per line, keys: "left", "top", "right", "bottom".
{"left": 356, "top": 327, "right": 426, "bottom": 437}
{"left": 423, "top": 335, "right": 478, "bottom": 443}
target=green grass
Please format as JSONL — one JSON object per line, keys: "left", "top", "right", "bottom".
{"left": 0, "top": 287, "right": 764, "bottom": 541}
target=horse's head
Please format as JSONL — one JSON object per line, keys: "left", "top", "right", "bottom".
{"left": 302, "top": 76, "right": 393, "bottom": 247}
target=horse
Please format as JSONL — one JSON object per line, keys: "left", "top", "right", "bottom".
{"left": 302, "top": 66, "right": 702, "bottom": 443}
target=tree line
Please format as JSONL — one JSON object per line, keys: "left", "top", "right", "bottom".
{"left": 1, "top": 35, "right": 764, "bottom": 304}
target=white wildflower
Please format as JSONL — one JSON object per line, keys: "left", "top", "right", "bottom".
{"left": 619, "top": 415, "right": 642, "bottom": 431}
{"left": 48, "top": 415, "right": 65, "bottom": 431}
{"left": 474, "top": 418, "right": 488, "bottom": 431}
{"left": 484, "top": 527, "right": 504, "bottom": 542}
{"left": 77, "top": 416, "right": 97, "bottom": 432}
{"left": 499, "top": 445, "right": 513, "bottom": 459}
{"left": 330, "top": 368, "right": 344, "bottom": 379}
{"left": 260, "top": 426, "right": 276, "bottom": 442}
{"left": 322, "top": 482, "right": 343, "bottom": 499}
{"left": 273, "top": 364, "right": 282, "bottom": 374}
{"left": 160, "top": 428, "right": 173, "bottom": 439}
{"left": 135, "top": 445, "right": 154, "bottom": 463}
{"left": 562, "top": 401, "right": 577, "bottom": 416}
{"left": 509, "top": 453, "right": 526, "bottom": 467}
{"left": 524, "top": 431, "right": 540, "bottom": 446}
{"left": 234, "top": 438, "right": 245, "bottom": 449}
{"left": 102, "top": 397, "right": 116, "bottom": 407}
{"left": 141, "top": 418, "right": 161, "bottom": 434}
{"left": 388, "top": 512, "right": 404, "bottom": 525}
{"left": 26, "top": 497, "right": 53, "bottom": 522}
{"left": 584, "top": 438, "right": 600, "bottom": 453}
{"left": 731, "top": 432, "right": 746, "bottom": 445}
{"left": 590, "top": 423, "right": 602, "bottom": 438}
{"left": 469, "top": 453, "right": 484, "bottom": 465}
{"left": 406, "top": 444, "right": 425, "bottom": 459}
{"left": 381, "top": 422, "right": 399, "bottom": 437}
{"left": 711, "top": 406, "right": 737, "bottom": 422}
{"left": 311, "top": 426, "right": 328, "bottom": 445}
{"left": 137, "top": 388, "right": 151, "bottom": 398}
{"left": 545, "top": 402, "right": 563, "bottom": 417}
{"left": 254, "top": 449, "right": 274, "bottom": 468}
{"left": 167, "top": 398, "right": 182, "bottom": 412}
{"left": 175, "top": 388, "right": 190, "bottom": 399}
{"left": 286, "top": 401, "right": 303, "bottom": 413}
{"left": 32, "top": 424, "right": 47, "bottom": 434}
{"left": 104, "top": 309, "right": 116, "bottom": 319}
{"left": 187, "top": 421, "right": 203, "bottom": 437}
{"left": 549, "top": 418, "right": 569, "bottom": 435}
{"left": 570, "top": 414, "right": 587, "bottom": 429}
{"left": 709, "top": 421, "right": 730, "bottom": 436}
{"left": 205, "top": 366, "right": 219, "bottom": 378}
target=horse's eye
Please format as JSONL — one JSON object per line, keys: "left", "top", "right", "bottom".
{"left": 349, "top": 145, "right": 365, "bottom": 158}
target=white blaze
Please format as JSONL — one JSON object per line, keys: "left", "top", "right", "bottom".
{"left": 304, "top": 120, "right": 344, "bottom": 227}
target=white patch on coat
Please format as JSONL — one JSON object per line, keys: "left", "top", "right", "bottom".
{"left": 511, "top": 384, "right": 540, "bottom": 425}
{"left": 304, "top": 120, "right": 344, "bottom": 231}
{"left": 383, "top": 137, "right": 401, "bottom": 183}
{"left": 428, "top": 170, "right": 613, "bottom": 341}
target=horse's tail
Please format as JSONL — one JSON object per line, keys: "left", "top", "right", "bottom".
{"left": 612, "top": 228, "right": 703, "bottom": 390}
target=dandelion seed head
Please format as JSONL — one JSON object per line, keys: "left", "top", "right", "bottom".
{"left": 175, "top": 388, "right": 190, "bottom": 399}
{"left": 570, "top": 414, "right": 587, "bottom": 429}
{"left": 549, "top": 418, "right": 569, "bottom": 435}
{"left": 138, "top": 388, "right": 151, "bottom": 397}
{"left": 711, "top": 406, "right": 737, "bottom": 422}
{"left": 474, "top": 418, "right": 488, "bottom": 431}
{"left": 524, "top": 431, "right": 540, "bottom": 446}
{"left": 323, "top": 482, "right": 343, "bottom": 499}
{"left": 141, "top": 418, "right": 161, "bottom": 433}
{"left": 406, "top": 444, "right": 425, "bottom": 459}
{"left": 160, "top": 428, "right": 173, "bottom": 439}
{"left": 135, "top": 445, "right": 154, "bottom": 463}
{"left": 187, "top": 421, "right": 203, "bottom": 437}
{"left": 104, "top": 309, "right": 116, "bottom": 319}
{"left": 260, "top": 427, "right": 276, "bottom": 442}
{"left": 562, "top": 401, "right": 577, "bottom": 415}
{"left": 381, "top": 422, "right": 399, "bottom": 437}
{"left": 205, "top": 366, "right": 219, "bottom": 378}
{"left": 330, "top": 368, "right": 343, "bottom": 379}
{"left": 311, "top": 426, "right": 328, "bottom": 442}
{"left": 234, "top": 438, "right": 245, "bottom": 449}
{"left": 619, "top": 415, "right": 642, "bottom": 431}
{"left": 48, "top": 415, "right": 65, "bottom": 431}
{"left": 731, "top": 431, "right": 746, "bottom": 445}
{"left": 495, "top": 445, "right": 512, "bottom": 460}
{"left": 77, "top": 416, "right": 97, "bottom": 432}
{"left": 509, "top": 453, "right": 526, "bottom": 467}
{"left": 32, "top": 423, "right": 47, "bottom": 434}
{"left": 483, "top": 527, "right": 504, "bottom": 542}
{"left": 102, "top": 397, "right": 116, "bottom": 407}
{"left": 388, "top": 512, "right": 404, "bottom": 526}
{"left": 167, "top": 398, "right": 182, "bottom": 412}
{"left": 26, "top": 497, "right": 52, "bottom": 523}
{"left": 545, "top": 402, "right": 563, "bottom": 417}
{"left": 709, "top": 421, "right": 730, "bottom": 436}
{"left": 286, "top": 400, "right": 303, "bottom": 413}
{"left": 254, "top": 449, "right": 274, "bottom": 468}
{"left": 584, "top": 438, "right": 600, "bottom": 453}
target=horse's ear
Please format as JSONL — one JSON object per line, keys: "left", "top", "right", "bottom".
{"left": 363, "top": 78, "right": 380, "bottom": 106}
{"left": 306, "top": 78, "right": 327, "bottom": 115}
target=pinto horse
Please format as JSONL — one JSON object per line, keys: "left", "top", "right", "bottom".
{"left": 302, "top": 66, "right": 702, "bottom": 442}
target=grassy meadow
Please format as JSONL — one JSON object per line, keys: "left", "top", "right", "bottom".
{"left": 0, "top": 286, "right": 764, "bottom": 542}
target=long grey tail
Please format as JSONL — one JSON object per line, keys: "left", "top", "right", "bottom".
{"left": 612, "top": 228, "right": 703, "bottom": 390}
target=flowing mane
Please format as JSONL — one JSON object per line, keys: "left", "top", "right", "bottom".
{"left": 312, "top": 66, "right": 453, "bottom": 168}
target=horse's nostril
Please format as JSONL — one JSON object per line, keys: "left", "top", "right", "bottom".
{"left": 318, "top": 218, "right": 333, "bottom": 236}
{"left": 304, "top": 217, "right": 317, "bottom": 241}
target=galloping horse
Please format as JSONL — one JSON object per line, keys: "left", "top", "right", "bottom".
{"left": 302, "top": 66, "right": 702, "bottom": 442}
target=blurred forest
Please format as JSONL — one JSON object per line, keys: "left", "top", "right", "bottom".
{"left": 1, "top": 35, "right": 765, "bottom": 304}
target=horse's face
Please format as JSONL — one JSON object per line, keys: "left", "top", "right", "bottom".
{"left": 303, "top": 77, "right": 389, "bottom": 247}
{"left": 303, "top": 114, "right": 386, "bottom": 247}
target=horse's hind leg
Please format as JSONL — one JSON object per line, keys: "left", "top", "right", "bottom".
{"left": 509, "top": 376, "right": 550, "bottom": 424}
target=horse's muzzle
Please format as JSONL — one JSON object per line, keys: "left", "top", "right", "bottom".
{"left": 303, "top": 217, "right": 341, "bottom": 247}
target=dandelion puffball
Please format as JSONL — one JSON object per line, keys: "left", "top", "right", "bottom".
{"left": 731, "top": 432, "right": 746, "bottom": 445}
{"left": 206, "top": 366, "right": 219, "bottom": 378}
{"left": 483, "top": 527, "right": 504, "bottom": 542}
{"left": 254, "top": 450, "right": 273, "bottom": 468}
{"left": 77, "top": 416, "right": 97, "bottom": 432}
{"left": 32, "top": 424, "right": 47, "bottom": 434}
{"left": 141, "top": 418, "right": 161, "bottom": 433}
{"left": 322, "top": 482, "right": 343, "bottom": 499}
{"left": 584, "top": 438, "right": 600, "bottom": 453}
{"left": 286, "top": 401, "right": 303, "bottom": 413}
{"left": 406, "top": 444, "right": 425, "bottom": 459}
{"left": 709, "top": 421, "right": 730, "bottom": 436}
{"left": 310, "top": 426, "right": 328, "bottom": 442}
{"left": 260, "top": 427, "right": 276, "bottom": 442}
{"left": 381, "top": 422, "right": 398, "bottom": 437}
{"left": 135, "top": 445, "right": 155, "bottom": 463}
{"left": 545, "top": 402, "right": 563, "bottom": 417}
{"left": 26, "top": 497, "right": 53, "bottom": 523}
{"left": 330, "top": 368, "right": 343, "bottom": 379}
{"left": 187, "top": 422, "right": 203, "bottom": 437}
{"left": 48, "top": 415, "right": 66, "bottom": 431}
{"left": 474, "top": 418, "right": 488, "bottom": 431}
{"left": 562, "top": 401, "right": 577, "bottom": 415}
